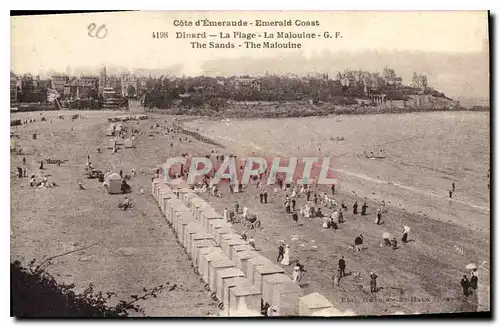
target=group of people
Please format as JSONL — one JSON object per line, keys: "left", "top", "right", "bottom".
{"left": 332, "top": 256, "right": 380, "bottom": 293}
{"left": 460, "top": 268, "right": 479, "bottom": 297}
{"left": 18, "top": 157, "right": 58, "bottom": 189}
{"left": 276, "top": 242, "right": 307, "bottom": 284}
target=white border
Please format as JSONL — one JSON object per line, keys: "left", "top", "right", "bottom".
{"left": 4, "top": 1, "right": 497, "bottom": 327}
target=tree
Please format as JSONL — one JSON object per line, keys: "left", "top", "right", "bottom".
{"left": 11, "top": 258, "right": 172, "bottom": 317}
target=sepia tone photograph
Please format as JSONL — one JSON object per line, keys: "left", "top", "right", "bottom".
{"left": 10, "top": 10, "right": 490, "bottom": 318}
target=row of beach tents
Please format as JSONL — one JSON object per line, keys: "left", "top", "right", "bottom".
{"left": 108, "top": 114, "right": 148, "bottom": 123}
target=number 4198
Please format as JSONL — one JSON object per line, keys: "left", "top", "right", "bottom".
{"left": 152, "top": 32, "right": 169, "bottom": 38}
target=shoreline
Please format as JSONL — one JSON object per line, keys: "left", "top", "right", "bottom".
{"left": 145, "top": 105, "right": 489, "bottom": 121}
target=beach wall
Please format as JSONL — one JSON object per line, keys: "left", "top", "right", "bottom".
{"left": 151, "top": 179, "right": 354, "bottom": 317}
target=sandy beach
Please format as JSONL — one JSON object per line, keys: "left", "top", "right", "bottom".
{"left": 11, "top": 109, "right": 490, "bottom": 316}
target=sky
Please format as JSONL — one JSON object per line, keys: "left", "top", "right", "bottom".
{"left": 11, "top": 11, "right": 489, "bottom": 98}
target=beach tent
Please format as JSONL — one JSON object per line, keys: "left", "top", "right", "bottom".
{"left": 124, "top": 139, "right": 134, "bottom": 148}
{"left": 104, "top": 172, "right": 122, "bottom": 194}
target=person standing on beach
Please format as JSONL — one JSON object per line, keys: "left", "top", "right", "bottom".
{"left": 470, "top": 269, "right": 478, "bottom": 290}
{"left": 291, "top": 198, "right": 296, "bottom": 211}
{"left": 380, "top": 200, "right": 386, "bottom": 213}
{"left": 369, "top": 272, "right": 378, "bottom": 293}
{"left": 449, "top": 190, "right": 453, "bottom": 199}
{"left": 314, "top": 193, "right": 318, "bottom": 205}
{"left": 375, "top": 209, "right": 382, "bottom": 225}
{"left": 353, "top": 201, "right": 358, "bottom": 215}
{"left": 306, "top": 189, "right": 311, "bottom": 202}
{"left": 22, "top": 157, "right": 26, "bottom": 165}
{"left": 354, "top": 235, "right": 363, "bottom": 252}
{"left": 402, "top": 225, "right": 410, "bottom": 243}
{"left": 285, "top": 201, "right": 291, "bottom": 214}
{"left": 263, "top": 189, "right": 268, "bottom": 204}
{"left": 224, "top": 208, "right": 229, "bottom": 222}
{"left": 277, "top": 242, "right": 285, "bottom": 263}
{"left": 460, "top": 275, "right": 470, "bottom": 297}
{"left": 292, "top": 211, "right": 299, "bottom": 227}
{"left": 452, "top": 183, "right": 456, "bottom": 192}
{"left": 338, "top": 256, "right": 346, "bottom": 278}
{"left": 361, "top": 203, "right": 368, "bottom": 216}
{"left": 259, "top": 191, "right": 264, "bottom": 204}
{"left": 331, "top": 184, "right": 335, "bottom": 195}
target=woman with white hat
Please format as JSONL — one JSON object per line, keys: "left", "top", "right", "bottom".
{"left": 292, "top": 266, "right": 301, "bottom": 284}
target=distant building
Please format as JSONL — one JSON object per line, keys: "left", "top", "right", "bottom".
{"left": 78, "top": 75, "right": 99, "bottom": 99}
{"left": 51, "top": 74, "right": 69, "bottom": 93}
{"left": 234, "top": 77, "right": 261, "bottom": 91}
{"left": 121, "top": 73, "right": 138, "bottom": 98}
{"left": 98, "top": 66, "right": 107, "bottom": 97}
{"left": 102, "top": 87, "right": 122, "bottom": 109}
{"left": 63, "top": 78, "right": 78, "bottom": 99}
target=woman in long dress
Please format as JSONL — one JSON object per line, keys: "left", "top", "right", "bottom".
{"left": 292, "top": 266, "right": 301, "bottom": 283}
{"left": 281, "top": 245, "right": 291, "bottom": 266}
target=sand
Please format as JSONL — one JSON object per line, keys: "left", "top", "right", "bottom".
{"left": 10, "top": 110, "right": 218, "bottom": 316}
{"left": 11, "top": 109, "right": 490, "bottom": 316}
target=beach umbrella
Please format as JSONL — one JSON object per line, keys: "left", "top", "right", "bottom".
{"left": 466, "top": 263, "right": 477, "bottom": 270}
{"left": 382, "top": 232, "right": 391, "bottom": 239}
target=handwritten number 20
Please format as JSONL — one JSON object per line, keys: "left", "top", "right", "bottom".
{"left": 88, "top": 23, "right": 108, "bottom": 39}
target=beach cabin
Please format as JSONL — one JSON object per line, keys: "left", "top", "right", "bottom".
{"left": 201, "top": 207, "right": 223, "bottom": 230}
{"left": 215, "top": 268, "right": 245, "bottom": 304}
{"left": 220, "top": 277, "right": 249, "bottom": 315}
{"left": 189, "top": 232, "right": 215, "bottom": 257}
{"left": 298, "top": 292, "right": 334, "bottom": 316}
{"left": 232, "top": 250, "right": 258, "bottom": 272}
{"left": 271, "top": 280, "right": 303, "bottom": 316}
{"left": 195, "top": 246, "right": 221, "bottom": 271}
{"left": 246, "top": 255, "right": 273, "bottom": 283}
{"left": 253, "top": 264, "right": 284, "bottom": 294}
{"left": 183, "top": 223, "right": 205, "bottom": 249}
{"left": 230, "top": 244, "right": 254, "bottom": 262}
{"left": 198, "top": 247, "right": 224, "bottom": 276}
{"left": 104, "top": 172, "right": 122, "bottom": 194}
{"left": 209, "top": 257, "right": 236, "bottom": 294}
{"left": 261, "top": 273, "right": 293, "bottom": 307}
{"left": 221, "top": 237, "right": 248, "bottom": 260}
{"left": 208, "top": 219, "right": 231, "bottom": 235}
{"left": 229, "top": 284, "right": 262, "bottom": 316}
